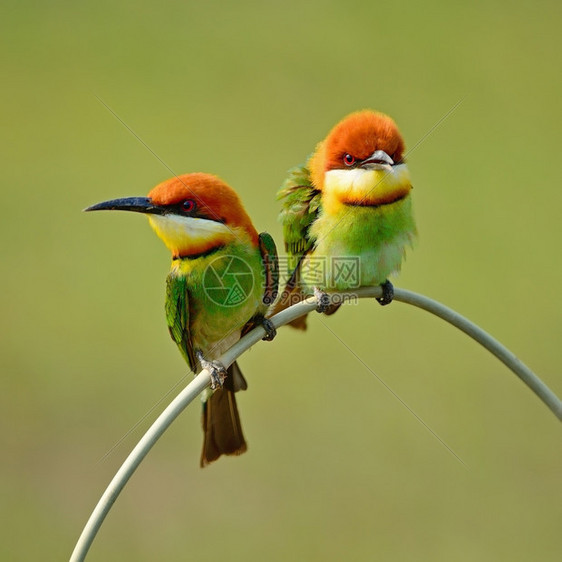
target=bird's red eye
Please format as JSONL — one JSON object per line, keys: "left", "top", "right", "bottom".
{"left": 343, "top": 153, "right": 355, "bottom": 166}
{"left": 181, "top": 199, "right": 196, "bottom": 213}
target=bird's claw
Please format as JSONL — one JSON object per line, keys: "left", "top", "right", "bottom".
{"left": 314, "top": 287, "right": 331, "bottom": 313}
{"left": 261, "top": 318, "right": 277, "bottom": 341}
{"left": 197, "top": 352, "right": 227, "bottom": 390}
{"left": 207, "top": 361, "right": 228, "bottom": 390}
{"left": 376, "top": 280, "right": 394, "bottom": 306}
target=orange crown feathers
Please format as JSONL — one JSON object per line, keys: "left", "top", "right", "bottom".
{"left": 309, "top": 110, "right": 406, "bottom": 190}
{"left": 148, "top": 173, "right": 259, "bottom": 245}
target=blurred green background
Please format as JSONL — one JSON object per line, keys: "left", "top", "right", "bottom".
{"left": 2, "top": 0, "right": 561, "bottom": 560}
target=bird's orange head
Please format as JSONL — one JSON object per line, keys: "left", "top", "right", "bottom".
{"left": 85, "top": 173, "right": 258, "bottom": 259}
{"left": 308, "top": 110, "right": 412, "bottom": 213}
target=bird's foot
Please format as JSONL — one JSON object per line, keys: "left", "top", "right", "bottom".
{"left": 314, "top": 287, "right": 331, "bottom": 313}
{"left": 260, "top": 317, "right": 277, "bottom": 342}
{"left": 376, "top": 280, "right": 394, "bottom": 306}
{"left": 197, "top": 351, "right": 227, "bottom": 390}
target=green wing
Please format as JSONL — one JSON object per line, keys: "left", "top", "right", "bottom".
{"left": 165, "top": 272, "right": 196, "bottom": 372}
{"left": 277, "top": 163, "right": 322, "bottom": 274}
{"left": 258, "top": 232, "right": 279, "bottom": 306}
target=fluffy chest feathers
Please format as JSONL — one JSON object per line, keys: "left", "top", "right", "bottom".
{"left": 306, "top": 196, "right": 416, "bottom": 290}
{"left": 168, "top": 242, "right": 265, "bottom": 354}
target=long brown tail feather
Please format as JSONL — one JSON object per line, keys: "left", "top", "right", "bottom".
{"left": 200, "top": 361, "right": 247, "bottom": 467}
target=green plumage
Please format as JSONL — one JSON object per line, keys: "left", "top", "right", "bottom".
{"left": 308, "top": 196, "right": 416, "bottom": 290}
{"left": 164, "top": 236, "right": 278, "bottom": 374}
{"left": 277, "top": 163, "right": 322, "bottom": 273}
{"left": 165, "top": 273, "right": 196, "bottom": 370}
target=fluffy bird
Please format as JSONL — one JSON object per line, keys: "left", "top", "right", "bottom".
{"left": 86, "top": 173, "right": 278, "bottom": 466}
{"left": 275, "top": 110, "right": 416, "bottom": 328}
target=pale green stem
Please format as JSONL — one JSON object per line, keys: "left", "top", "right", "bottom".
{"left": 69, "top": 287, "right": 561, "bottom": 562}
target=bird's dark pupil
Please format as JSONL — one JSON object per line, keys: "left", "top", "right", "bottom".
{"left": 183, "top": 200, "right": 195, "bottom": 211}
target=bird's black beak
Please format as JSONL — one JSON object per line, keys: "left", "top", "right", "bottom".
{"left": 84, "top": 197, "right": 166, "bottom": 215}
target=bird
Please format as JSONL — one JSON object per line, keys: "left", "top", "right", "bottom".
{"left": 274, "top": 110, "right": 416, "bottom": 329}
{"left": 85, "top": 172, "right": 278, "bottom": 466}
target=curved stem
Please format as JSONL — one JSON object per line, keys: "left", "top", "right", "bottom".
{"left": 69, "top": 288, "right": 561, "bottom": 561}
{"left": 388, "top": 288, "right": 562, "bottom": 420}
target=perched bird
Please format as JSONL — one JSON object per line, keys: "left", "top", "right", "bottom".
{"left": 86, "top": 173, "right": 278, "bottom": 466}
{"left": 275, "top": 110, "right": 416, "bottom": 328}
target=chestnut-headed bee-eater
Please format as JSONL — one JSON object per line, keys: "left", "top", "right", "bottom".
{"left": 86, "top": 173, "right": 278, "bottom": 466}
{"left": 275, "top": 110, "right": 416, "bottom": 328}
